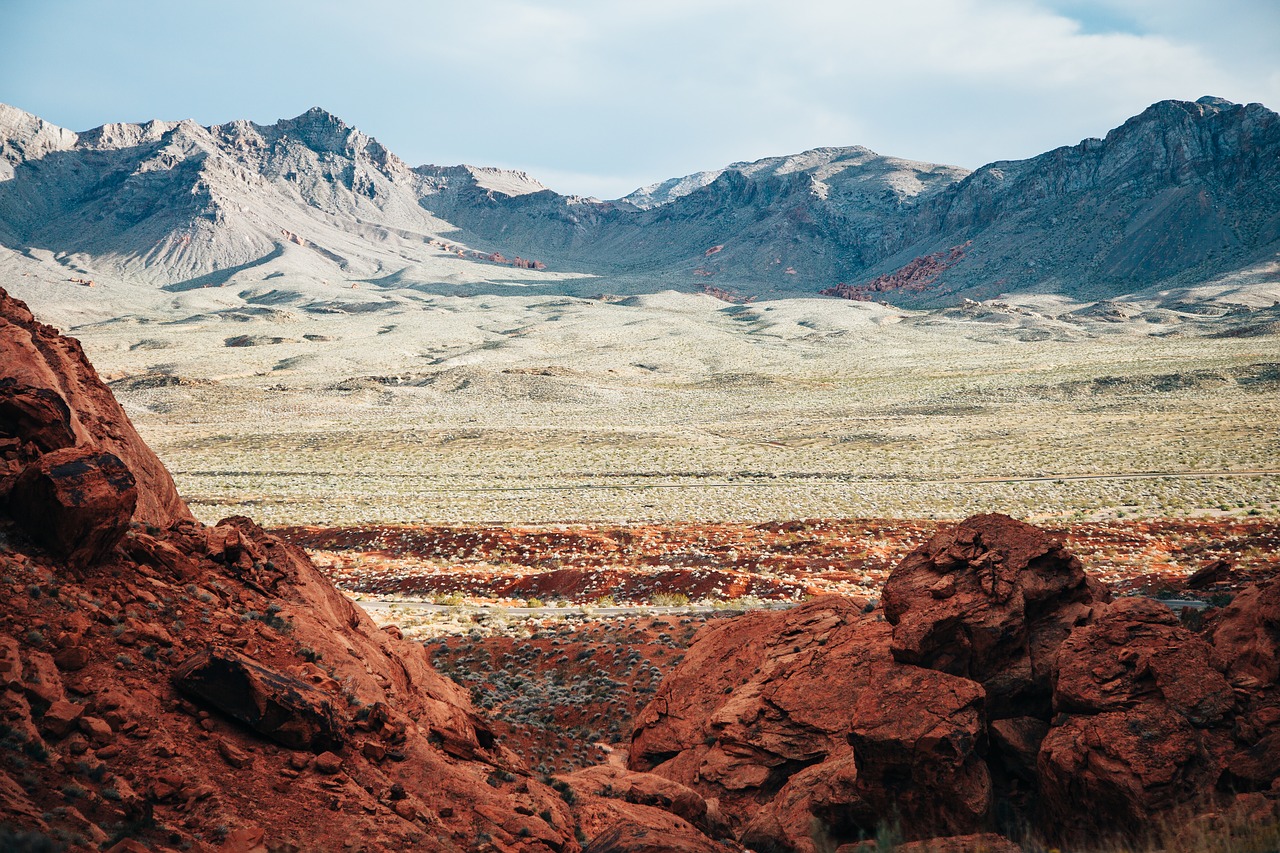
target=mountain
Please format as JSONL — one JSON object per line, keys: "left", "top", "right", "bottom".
{"left": 418, "top": 96, "right": 1280, "bottom": 304}
{"left": 0, "top": 105, "right": 553, "bottom": 293}
{"left": 0, "top": 97, "right": 1277, "bottom": 306}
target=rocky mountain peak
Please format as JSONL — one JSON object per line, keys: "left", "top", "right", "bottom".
{"left": 1196, "top": 94, "right": 1238, "bottom": 110}
{"left": 0, "top": 104, "right": 77, "bottom": 173}
{"left": 266, "top": 106, "right": 405, "bottom": 175}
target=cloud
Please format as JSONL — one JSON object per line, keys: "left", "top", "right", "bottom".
{"left": 0, "top": 0, "right": 1276, "bottom": 196}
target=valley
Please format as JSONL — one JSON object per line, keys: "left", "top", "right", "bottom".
{"left": 1, "top": 89, "right": 1278, "bottom": 852}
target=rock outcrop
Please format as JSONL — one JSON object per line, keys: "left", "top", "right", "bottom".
{"left": 0, "top": 287, "right": 631, "bottom": 852}
{"left": 631, "top": 513, "right": 1280, "bottom": 850}
{"left": 9, "top": 447, "right": 137, "bottom": 568}
{"left": 882, "top": 512, "right": 1108, "bottom": 718}
{"left": 0, "top": 290, "right": 188, "bottom": 526}
{"left": 629, "top": 596, "right": 996, "bottom": 850}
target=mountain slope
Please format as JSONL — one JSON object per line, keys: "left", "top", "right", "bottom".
{"left": 876, "top": 96, "right": 1280, "bottom": 304}
{"left": 421, "top": 96, "right": 1280, "bottom": 304}
{"left": 0, "top": 106, "right": 552, "bottom": 290}
{"left": 0, "top": 97, "right": 1276, "bottom": 305}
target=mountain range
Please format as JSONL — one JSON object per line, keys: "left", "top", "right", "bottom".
{"left": 1, "top": 96, "right": 1277, "bottom": 307}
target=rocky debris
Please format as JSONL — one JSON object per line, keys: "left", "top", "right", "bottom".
{"left": 9, "top": 446, "right": 137, "bottom": 567}
{"left": 1207, "top": 578, "right": 1280, "bottom": 790}
{"left": 882, "top": 512, "right": 1107, "bottom": 718}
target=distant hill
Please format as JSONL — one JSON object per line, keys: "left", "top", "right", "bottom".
{"left": 0, "top": 97, "right": 1276, "bottom": 305}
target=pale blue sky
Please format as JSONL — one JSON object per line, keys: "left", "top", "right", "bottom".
{"left": 2, "top": 0, "right": 1277, "bottom": 197}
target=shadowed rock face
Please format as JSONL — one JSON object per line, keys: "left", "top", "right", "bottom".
{"left": 9, "top": 446, "right": 137, "bottom": 568}
{"left": 172, "top": 647, "right": 347, "bottom": 751}
{"left": 882, "top": 512, "right": 1108, "bottom": 719}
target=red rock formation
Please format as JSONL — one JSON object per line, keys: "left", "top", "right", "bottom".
{"left": 1038, "top": 597, "right": 1233, "bottom": 837}
{"left": 1208, "top": 579, "right": 1280, "bottom": 790}
{"left": 882, "top": 512, "right": 1108, "bottom": 718}
{"left": 630, "top": 597, "right": 996, "bottom": 850}
{"left": 0, "top": 288, "right": 188, "bottom": 526}
{"left": 820, "top": 242, "right": 970, "bottom": 301}
{"left": 630, "top": 513, "right": 1280, "bottom": 849}
{"left": 0, "top": 288, "right": 594, "bottom": 851}
{"left": 10, "top": 447, "right": 137, "bottom": 568}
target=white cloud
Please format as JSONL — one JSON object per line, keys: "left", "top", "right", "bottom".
{"left": 0, "top": 0, "right": 1275, "bottom": 196}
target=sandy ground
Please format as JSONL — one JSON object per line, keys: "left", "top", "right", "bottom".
{"left": 6, "top": 251, "right": 1279, "bottom": 526}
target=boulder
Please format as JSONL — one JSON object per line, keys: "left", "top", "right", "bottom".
{"left": 0, "top": 379, "right": 75, "bottom": 458}
{"left": 1053, "top": 596, "right": 1234, "bottom": 725}
{"left": 630, "top": 596, "right": 878, "bottom": 834}
{"left": 9, "top": 447, "right": 137, "bottom": 567}
{"left": 847, "top": 663, "right": 992, "bottom": 837}
{"left": 883, "top": 513, "right": 1107, "bottom": 718}
{"left": 1038, "top": 596, "right": 1235, "bottom": 841}
{"left": 1038, "top": 706, "right": 1216, "bottom": 839}
{"left": 171, "top": 647, "right": 346, "bottom": 751}
{"left": 580, "top": 810, "right": 728, "bottom": 853}
{"left": 631, "top": 596, "right": 994, "bottom": 846}
{"left": 560, "top": 764, "right": 711, "bottom": 832}
{"left": 1209, "top": 578, "right": 1280, "bottom": 685}
{"left": 1206, "top": 578, "right": 1280, "bottom": 790}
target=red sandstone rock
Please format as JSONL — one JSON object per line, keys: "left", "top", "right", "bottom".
{"left": 847, "top": 662, "right": 991, "bottom": 836}
{"left": 38, "top": 699, "right": 83, "bottom": 738}
{"left": 1037, "top": 596, "right": 1238, "bottom": 840}
{"left": 1038, "top": 705, "right": 1217, "bottom": 838}
{"left": 560, "top": 764, "right": 712, "bottom": 832}
{"left": 0, "top": 288, "right": 594, "bottom": 851}
{"left": 172, "top": 647, "right": 347, "bottom": 751}
{"left": 0, "top": 379, "right": 75, "bottom": 457}
{"left": 1209, "top": 578, "right": 1280, "bottom": 685}
{"left": 883, "top": 513, "right": 1107, "bottom": 718}
{"left": 1206, "top": 578, "right": 1280, "bottom": 790}
{"left": 578, "top": 805, "right": 731, "bottom": 853}
{"left": 0, "top": 287, "right": 190, "bottom": 526}
{"left": 10, "top": 446, "right": 137, "bottom": 567}
{"left": 631, "top": 596, "right": 995, "bottom": 848}
{"left": 1054, "top": 596, "right": 1234, "bottom": 725}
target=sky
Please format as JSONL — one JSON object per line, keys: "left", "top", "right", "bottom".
{"left": 2, "top": 0, "right": 1278, "bottom": 198}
